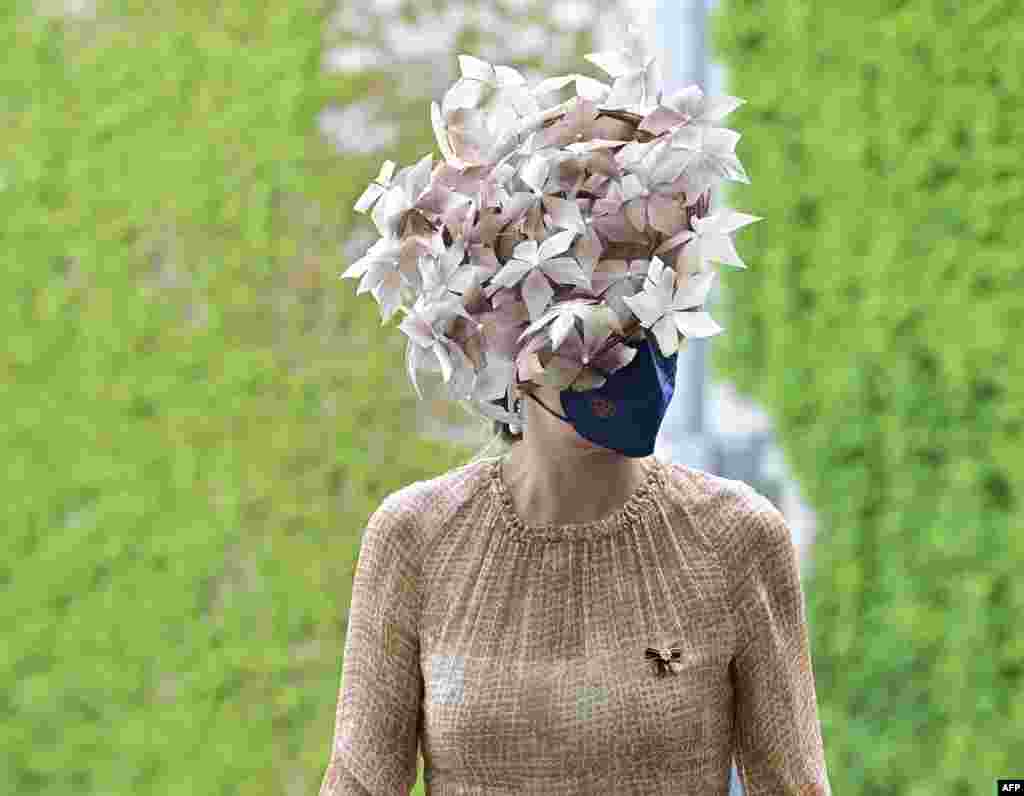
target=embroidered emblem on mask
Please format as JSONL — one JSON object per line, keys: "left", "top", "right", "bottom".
{"left": 429, "top": 654, "right": 465, "bottom": 705}
{"left": 590, "top": 397, "right": 616, "bottom": 418}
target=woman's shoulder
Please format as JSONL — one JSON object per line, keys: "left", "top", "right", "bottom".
{"left": 371, "top": 456, "right": 498, "bottom": 545}
{"left": 661, "top": 459, "right": 775, "bottom": 518}
{"left": 659, "top": 459, "right": 785, "bottom": 573}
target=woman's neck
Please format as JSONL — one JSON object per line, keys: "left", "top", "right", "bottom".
{"left": 500, "top": 445, "right": 652, "bottom": 526}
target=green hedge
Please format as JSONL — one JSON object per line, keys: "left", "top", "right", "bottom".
{"left": 8, "top": 0, "right": 1020, "bottom": 793}
{"left": 708, "top": 1, "right": 1023, "bottom": 792}
{"left": 0, "top": 1, "right": 610, "bottom": 793}
{"left": 0, "top": 3, "right": 477, "bottom": 794}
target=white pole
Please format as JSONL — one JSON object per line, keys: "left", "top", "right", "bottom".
{"left": 654, "top": 0, "right": 710, "bottom": 469}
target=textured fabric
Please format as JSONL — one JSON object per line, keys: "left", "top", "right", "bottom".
{"left": 318, "top": 454, "right": 831, "bottom": 795}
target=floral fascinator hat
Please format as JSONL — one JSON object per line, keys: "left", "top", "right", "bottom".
{"left": 340, "top": 28, "right": 762, "bottom": 432}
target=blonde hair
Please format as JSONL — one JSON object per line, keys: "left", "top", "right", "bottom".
{"left": 455, "top": 398, "right": 523, "bottom": 467}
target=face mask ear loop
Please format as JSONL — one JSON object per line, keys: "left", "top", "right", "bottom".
{"left": 508, "top": 396, "right": 524, "bottom": 435}
{"left": 523, "top": 389, "right": 571, "bottom": 424}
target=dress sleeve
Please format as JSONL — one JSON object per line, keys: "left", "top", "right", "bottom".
{"left": 728, "top": 498, "right": 832, "bottom": 796}
{"left": 319, "top": 492, "right": 425, "bottom": 796}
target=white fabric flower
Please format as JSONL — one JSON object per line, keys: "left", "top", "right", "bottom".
{"left": 583, "top": 39, "right": 662, "bottom": 112}
{"left": 338, "top": 36, "right": 762, "bottom": 421}
{"left": 622, "top": 257, "right": 722, "bottom": 356}
{"left": 484, "top": 229, "right": 590, "bottom": 321}
{"left": 398, "top": 294, "right": 475, "bottom": 399}
{"left": 654, "top": 207, "right": 763, "bottom": 272}
{"left": 638, "top": 83, "right": 746, "bottom": 138}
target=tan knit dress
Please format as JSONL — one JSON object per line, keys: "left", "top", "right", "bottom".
{"left": 318, "top": 454, "right": 831, "bottom": 795}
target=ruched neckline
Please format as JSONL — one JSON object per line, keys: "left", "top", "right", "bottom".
{"left": 488, "top": 454, "right": 664, "bottom": 543}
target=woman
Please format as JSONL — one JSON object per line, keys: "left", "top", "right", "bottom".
{"left": 320, "top": 33, "right": 830, "bottom": 794}
{"left": 318, "top": 355, "right": 832, "bottom": 795}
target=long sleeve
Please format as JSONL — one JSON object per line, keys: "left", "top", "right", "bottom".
{"left": 319, "top": 492, "right": 425, "bottom": 796}
{"left": 727, "top": 497, "right": 832, "bottom": 796}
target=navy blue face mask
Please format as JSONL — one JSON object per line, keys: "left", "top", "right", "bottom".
{"left": 521, "top": 334, "right": 679, "bottom": 458}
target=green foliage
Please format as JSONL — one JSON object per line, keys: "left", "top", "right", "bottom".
{"left": 1, "top": 2, "right": 473, "bottom": 794}
{"left": 12, "top": 0, "right": 1020, "bottom": 792}
{"left": 1, "top": 0, "right": 615, "bottom": 792}
{"left": 708, "top": 0, "right": 1023, "bottom": 792}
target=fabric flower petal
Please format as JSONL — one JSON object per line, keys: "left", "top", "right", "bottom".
{"left": 647, "top": 193, "right": 685, "bottom": 235}
{"left": 637, "top": 106, "right": 688, "bottom": 137}
{"left": 432, "top": 340, "right": 454, "bottom": 384}
{"left": 653, "top": 228, "right": 695, "bottom": 256}
{"left": 490, "top": 257, "right": 534, "bottom": 290}
{"left": 536, "top": 354, "right": 583, "bottom": 391}
{"left": 650, "top": 315, "right": 680, "bottom": 357}
{"left": 591, "top": 338, "right": 638, "bottom": 374}
{"left": 457, "top": 54, "right": 496, "bottom": 82}
{"left": 521, "top": 269, "right": 555, "bottom": 321}
{"left": 673, "top": 310, "right": 723, "bottom": 339}
{"left": 543, "top": 195, "right": 587, "bottom": 234}
{"left": 549, "top": 312, "right": 577, "bottom": 352}
{"left": 622, "top": 287, "right": 665, "bottom": 327}
{"left": 510, "top": 238, "right": 540, "bottom": 264}
{"left": 673, "top": 268, "right": 717, "bottom": 310}
{"left": 540, "top": 257, "right": 589, "bottom": 288}
{"left": 537, "top": 229, "right": 577, "bottom": 261}
{"left": 624, "top": 199, "right": 647, "bottom": 232}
